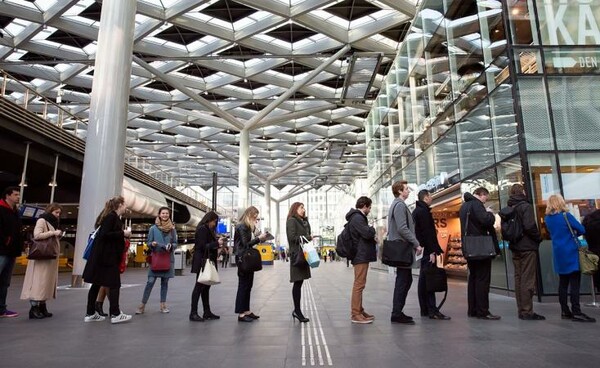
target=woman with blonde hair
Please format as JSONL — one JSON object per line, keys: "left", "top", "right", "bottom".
{"left": 83, "top": 196, "right": 132, "bottom": 324}
{"left": 136, "top": 206, "right": 177, "bottom": 315}
{"left": 234, "top": 206, "right": 267, "bottom": 322}
{"left": 545, "top": 194, "right": 595, "bottom": 322}
{"left": 21, "top": 203, "right": 63, "bottom": 319}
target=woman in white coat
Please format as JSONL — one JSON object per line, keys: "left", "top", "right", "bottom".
{"left": 21, "top": 203, "right": 63, "bottom": 319}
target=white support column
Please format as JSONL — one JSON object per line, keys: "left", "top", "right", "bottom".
{"left": 18, "top": 142, "right": 30, "bottom": 203}
{"left": 264, "top": 180, "right": 271, "bottom": 232}
{"left": 49, "top": 154, "right": 59, "bottom": 203}
{"left": 274, "top": 200, "right": 281, "bottom": 246}
{"left": 238, "top": 128, "right": 250, "bottom": 215}
{"left": 72, "top": 0, "right": 136, "bottom": 284}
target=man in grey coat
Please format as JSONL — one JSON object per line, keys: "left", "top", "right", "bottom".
{"left": 388, "top": 181, "right": 422, "bottom": 324}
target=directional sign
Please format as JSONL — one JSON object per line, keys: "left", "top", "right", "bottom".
{"left": 552, "top": 57, "right": 577, "bottom": 68}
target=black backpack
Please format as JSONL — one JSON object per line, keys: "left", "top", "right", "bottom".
{"left": 499, "top": 204, "right": 524, "bottom": 243}
{"left": 336, "top": 223, "right": 357, "bottom": 260}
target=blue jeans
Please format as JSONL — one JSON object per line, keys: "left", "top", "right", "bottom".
{"left": 0, "top": 255, "right": 16, "bottom": 313}
{"left": 141, "top": 276, "right": 169, "bottom": 303}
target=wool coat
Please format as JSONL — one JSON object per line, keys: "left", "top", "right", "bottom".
{"left": 82, "top": 211, "right": 125, "bottom": 288}
{"left": 192, "top": 224, "right": 219, "bottom": 274}
{"left": 286, "top": 215, "right": 311, "bottom": 282}
{"left": 20, "top": 218, "right": 59, "bottom": 301}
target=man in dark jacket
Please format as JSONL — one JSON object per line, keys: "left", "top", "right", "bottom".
{"left": 413, "top": 189, "right": 449, "bottom": 320}
{"left": 504, "top": 184, "right": 545, "bottom": 320}
{"left": 347, "top": 196, "right": 377, "bottom": 324}
{"left": 583, "top": 209, "right": 600, "bottom": 292}
{"left": 459, "top": 187, "right": 500, "bottom": 320}
{"left": 0, "top": 186, "right": 23, "bottom": 318}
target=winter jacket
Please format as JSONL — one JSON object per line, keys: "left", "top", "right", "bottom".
{"left": 346, "top": 208, "right": 376, "bottom": 265}
{"left": 506, "top": 194, "right": 541, "bottom": 252}
{"left": 459, "top": 193, "right": 500, "bottom": 255}
{"left": 583, "top": 209, "right": 600, "bottom": 255}
{"left": 286, "top": 215, "right": 312, "bottom": 282}
{"left": 146, "top": 225, "right": 177, "bottom": 278}
{"left": 192, "top": 224, "right": 219, "bottom": 274}
{"left": 0, "top": 199, "right": 23, "bottom": 257}
{"left": 412, "top": 200, "right": 442, "bottom": 257}
{"left": 82, "top": 211, "right": 126, "bottom": 287}
{"left": 545, "top": 211, "right": 585, "bottom": 275}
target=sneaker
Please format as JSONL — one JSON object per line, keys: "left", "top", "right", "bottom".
{"left": 351, "top": 314, "right": 373, "bottom": 324}
{"left": 111, "top": 312, "right": 132, "bottom": 324}
{"left": 84, "top": 312, "right": 106, "bottom": 322}
{"left": 0, "top": 310, "right": 19, "bottom": 318}
{"left": 572, "top": 313, "right": 596, "bottom": 323}
{"left": 391, "top": 314, "right": 415, "bottom": 324}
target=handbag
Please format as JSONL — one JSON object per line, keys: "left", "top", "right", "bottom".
{"left": 292, "top": 247, "right": 308, "bottom": 267}
{"left": 197, "top": 259, "right": 221, "bottom": 285}
{"left": 238, "top": 248, "right": 263, "bottom": 273}
{"left": 424, "top": 263, "right": 448, "bottom": 310}
{"left": 27, "top": 221, "right": 59, "bottom": 260}
{"left": 462, "top": 211, "right": 497, "bottom": 261}
{"left": 382, "top": 239, "right": 414, "bottom": 267}
{"left": 300, "top": 236, "right": 320, "bottom": 268}
{"left": 83, "top": 227, "right": 100, "bottom": 260}
{"left": 564, "top": 213, "right": 599, "bottom": 275}
{"left": 150, "top": 250, "right": 171, "bottom": 272}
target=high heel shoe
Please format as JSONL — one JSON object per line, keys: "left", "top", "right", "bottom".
{"left": 292, "top": 311, "right": 309, "bottom": 323}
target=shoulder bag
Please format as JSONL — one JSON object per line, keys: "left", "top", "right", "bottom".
{"left": 382, "top": 201, "right": 415, "bottom": 267}
{"left": 564, "top": 213, "right": 599, "bottom": 275}
{"left": 461, "top": 210, "right": 497, "bottom": 261}
{"left": 27, "top": 221, "right": 59, "bottom": 260}
{"left": 150, "top": 228, "right": 173, "bottom": 272}
{"left": 197, "top": 243, "right": 220, "bottom": 285}
{"left": 238, "top": 248, "right": 263, "bottom": 273}
{"left": 83, "top": 227, "right": 100, "bottom": 261}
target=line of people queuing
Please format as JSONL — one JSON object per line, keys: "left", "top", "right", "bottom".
{"left": 344, "top": 180, "right": 599, "bottom": 325}
{"left": 1, "top": 183, "right": 599, "bottom": 326}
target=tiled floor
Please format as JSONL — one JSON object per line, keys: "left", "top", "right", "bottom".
{"left": 2, "top": 260, "right": 600, "bottom": 368}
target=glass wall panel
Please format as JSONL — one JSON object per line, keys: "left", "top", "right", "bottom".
{"left": 507, "top": 0, "right": 539, "bottom": 45}
{"left": 434, "top": 125, "right": 459, "bottom": 175}
{"left": 516, "top": 77, "right": 554, "bottom": 150}
{"left": 457, "top": 102, "right": 495, "bottom": 178}
{"left": 535, "top": 0, "right": 600, "bottom": 46}
{"left": 488, "top": 83, "right": 518, "bottom": 161}
{"left": 547, "top": 76, "right": 600, "bottom": 150}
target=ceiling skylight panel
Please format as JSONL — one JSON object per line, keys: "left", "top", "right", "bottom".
{"left": 30, "top": 26, "right": 58, "bottom": 41}
{"left": 5, "top": 0, "right": 37, "bottom": 10}
{"left": 6, "top": 49, "right": 26, "bottom": 60}
{"left": 186, "top": 13, "right": 234, "bottom": 31}
{"left": 63, "top": 0, "right": 94, "bottom": 16}
{"left": 314, "top": 11, "right": 349, "bottom": 29}
{"left": 4, "top": 19, "right": 31, "bottom": 37}
{"left": 83, "top": 42, "right": 97, "bottom": 55}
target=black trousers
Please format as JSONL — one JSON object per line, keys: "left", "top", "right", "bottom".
{"left": 467, "top": 258, "right": 492, "bottom": 317}
{"left": 418, "top": 259, "right": 438, "bottom": 316}
{"left": 391, "top": 268, "right": 413, "bottom": 317}
{"left": 235, "top": 259, "right": 254, "bottom": 314}
{"left": 86, "top": 284, "right": 120, "bottom": 316}
{"left": 191, "top": 275, "right": 212, "bottom": 314}
{"left": 559, "top": 271, "right": 581, "bottom": 314}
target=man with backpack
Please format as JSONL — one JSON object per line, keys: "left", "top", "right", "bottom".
{"left": 500, "top": 183, "right": 544, "bottom": 321}
{"left": 345, "top": 196, "right": 377, "bottom": 324}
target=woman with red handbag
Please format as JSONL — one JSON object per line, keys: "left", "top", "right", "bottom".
{"left": 136, "top": 207, "right": 177, "bottom": 315}
{"left": 20, "top": 203, "right": 63, "bottom": 319}
{"left": 83, "top": 196, "right": 132, "bottom": 324}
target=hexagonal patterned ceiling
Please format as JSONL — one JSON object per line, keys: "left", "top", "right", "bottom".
{"left": 0, "top": 0, "right": 417, "bottom": 188}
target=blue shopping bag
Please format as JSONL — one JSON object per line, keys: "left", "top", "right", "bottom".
{"left": 300, "top": 236, "right": 320, "bottom": 268}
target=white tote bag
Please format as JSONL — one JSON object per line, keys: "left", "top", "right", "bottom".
{"left": 197, "top": 259, "right": 221, "bottom": 285}
{"left": 300, "top": 236, "right": 320, "bottom": 268}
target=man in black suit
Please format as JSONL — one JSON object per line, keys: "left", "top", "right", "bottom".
{"left": 413, "top": 189, "right": 450, "bottom": 320}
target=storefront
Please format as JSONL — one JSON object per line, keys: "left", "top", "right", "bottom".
{"left": 366, "top": 0, "right": 600, "bottom": 297}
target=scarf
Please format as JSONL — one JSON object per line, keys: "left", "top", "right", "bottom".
{"left": 40, "top": 212, "right": 60, "bottom": 230}
{"left": 0, "top": 199, "right": 15, "bottom": 211}
{"left": 155, "top": 217, "right": 175, "bottom": 233}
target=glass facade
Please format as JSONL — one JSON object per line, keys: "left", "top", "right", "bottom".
{"left": 367, "top": 0, "right": 600, "bottom": 296}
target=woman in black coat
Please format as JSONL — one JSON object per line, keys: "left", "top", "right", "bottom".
{"left": 286, "top": 202, "right": 311, "bottom": 323}
{"left": 234, "top": 206, "right": 267, "bottom": 322}
{"left": 83, "top": 196, "right": 132, "bottom": 324}
{"left": 190, "top": 211, "right": 224, "bottom": 322}
{"left": 583, "top": 209, "right": 600, "bottom": 292}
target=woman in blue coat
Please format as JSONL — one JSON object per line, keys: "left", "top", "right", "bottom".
{"left": 136, "top": 207, "right": 177, "bottom": 315}
{"left": 545, "top": 194, "right": 595, "bottom": 322}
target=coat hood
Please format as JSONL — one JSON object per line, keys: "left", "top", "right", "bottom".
{"left": 463, "top": 192, "right": 477, "bottom": 202}
{"left": 507, "top": 194, "right": 528, "bottom": 207}
{"left": 345, "top": 208, "right": 363, "bottom": 221}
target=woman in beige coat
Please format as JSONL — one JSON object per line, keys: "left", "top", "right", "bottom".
{"left": 21, "top": 203, "right": 63, "bottom": 319}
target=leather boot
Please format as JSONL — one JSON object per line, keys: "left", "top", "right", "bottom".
{"left": 29, "top": 305, "right": 45, "bottom": 319}
{"left": 95, "top": 301, "right": 107, "bottom": 317}
{"left": 39, "top": 302, "right": 53, "bottom": 318}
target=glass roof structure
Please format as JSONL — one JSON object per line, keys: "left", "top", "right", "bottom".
{"left": 0, "top": 0, "right": 417, "bottom": 188}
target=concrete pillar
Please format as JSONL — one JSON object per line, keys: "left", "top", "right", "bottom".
{"left": 72, "top": 0, "right": 136, "bottom": 283}
{"left": 238, "top": 128, "right": 250, "bottom": 215}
